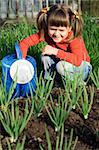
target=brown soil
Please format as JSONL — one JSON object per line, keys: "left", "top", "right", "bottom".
{"left": 0, "top": 86, "right": 99, "bottom": 150}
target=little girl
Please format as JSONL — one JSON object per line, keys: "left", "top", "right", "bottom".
{"left": 19, "top": 4, "right": 92, "bottom": 83}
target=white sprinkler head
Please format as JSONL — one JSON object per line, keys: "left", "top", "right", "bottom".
{"left": 10, "top": 59, "right": 34, "bottom": 84}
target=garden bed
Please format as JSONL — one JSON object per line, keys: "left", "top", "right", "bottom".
{"left": 0, "top": 85, "right": 99, "bottom": 150}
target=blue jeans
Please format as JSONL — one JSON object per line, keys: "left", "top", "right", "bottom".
{"left": 41, "top": 55, "right": 92, "bottom": 81}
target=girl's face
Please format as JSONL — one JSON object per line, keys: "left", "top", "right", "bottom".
{"left": 48, "top": 26, "right": 71, "bottom": 43}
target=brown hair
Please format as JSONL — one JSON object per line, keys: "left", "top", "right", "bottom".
{"left": 37, "top": 4, "right": 83, "bottom": 42}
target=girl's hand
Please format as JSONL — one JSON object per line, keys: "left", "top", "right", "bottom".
{"left": 42, "top": 45, "right": 58, "bottom": 56}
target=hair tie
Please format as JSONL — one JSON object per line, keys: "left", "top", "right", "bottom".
{"left": 73, "top": 10, "right": 79, "bottom": 19}
{"left": 41, "top": 7, "right": 50, "bottom": 14}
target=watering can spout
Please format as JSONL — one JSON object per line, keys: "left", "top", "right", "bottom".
{"left": 15, "top": 43, "right": 22, "bottom": 59}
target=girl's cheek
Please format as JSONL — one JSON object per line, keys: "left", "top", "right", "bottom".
{"left": 49, "top": 30, "right": 53, "bottom": 34}
{"left": 49, "top": 31, "right": 54, "bottom": 37}
{"left": 62, "top": 31, "right": 68, "bottom": 37}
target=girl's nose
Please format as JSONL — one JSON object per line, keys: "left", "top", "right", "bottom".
{"left": 54, "top": 30, "right": 59, "bottom": 35}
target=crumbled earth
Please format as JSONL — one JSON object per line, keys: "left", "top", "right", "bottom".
{"left": 0, "top": 86, "right": 99, "bottom": 150}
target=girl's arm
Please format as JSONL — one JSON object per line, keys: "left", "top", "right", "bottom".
{"left": 19, "top": 32, "right": 42, "bottom": 58}
{"left": 42, "top": 37, "right": 90, "bottom": 66}
{"left": 57, "top": 37, "right": 90, "bottom": 66}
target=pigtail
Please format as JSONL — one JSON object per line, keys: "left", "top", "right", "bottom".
{"left": 71, "top": 11, "right": 83, "bottom": 37}
{"left": 68, "top": 3, "right": 83, "bottom": 38}
{"left": 37, "top": 7, "right": 49, "bottom": 36}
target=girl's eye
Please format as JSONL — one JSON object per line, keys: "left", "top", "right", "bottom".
{"left": 50, "top": 28, "right": 56, "bottom": 31}
{"left": 59, "top": 30, "right": 64, "bottom": 32}
{"left": 50, "top": 29, "right": 64, "bottom": 32}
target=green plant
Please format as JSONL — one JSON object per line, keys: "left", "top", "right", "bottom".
{"left": 40, "top": 125, "right": 78, "bottom": 150}
{"left": 31, "top": 72, "right": 54, "bottom": 117}
{"left": 77, "top": 86, "right": 94, "bottom": 119}
{"left": 0, "top": 77, "right": 17, "bottom": 112}
{"left": 6, "top": 136, "right": 26, "bottom": 150}
{"left": 0, "top": 98, "right": 34, "bottom": 143}
{"left": 63, "top": 128, "right": 78, "bottom": 150}
{"left": 62, "top": 73, "right": 83, "bottom": 109}
{"left": 45, "top": 90, "right": 72, "bottom": 132}
{"left": 90, "top": 68, "right": 99, "bottom": 89}
{"left": 15, "top": 136, "right": 26, "bottom": 150}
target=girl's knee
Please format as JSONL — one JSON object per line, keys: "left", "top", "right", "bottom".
{"left": 56, "top": 61, "right": 64, "bottom": 76}
{"left": 41, "top": 55, "right": 50, "bottom": 62}
{"left": 82, "top": 63, "right": 92, "bottom": 81}
{"left": 56, "top": 61, "right": 75, "bottom": 76}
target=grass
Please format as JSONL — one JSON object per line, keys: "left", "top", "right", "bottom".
{"left": 83, "top": 13, "right": 99, "bottom": 71}
{"left": 90, "top": 68, "right": 99, "bottom": 89}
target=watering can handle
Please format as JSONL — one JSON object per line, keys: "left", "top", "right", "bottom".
{"left": 15, "top": 43, "right": 22, "bottom": 59}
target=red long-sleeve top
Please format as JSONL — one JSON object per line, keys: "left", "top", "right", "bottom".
{"left": 19, "top": 32, "right": 90, "bottom": 66}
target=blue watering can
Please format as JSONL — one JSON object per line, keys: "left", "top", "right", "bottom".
{"left": 1, "top": 43, "right": 37, "bottom": 98}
